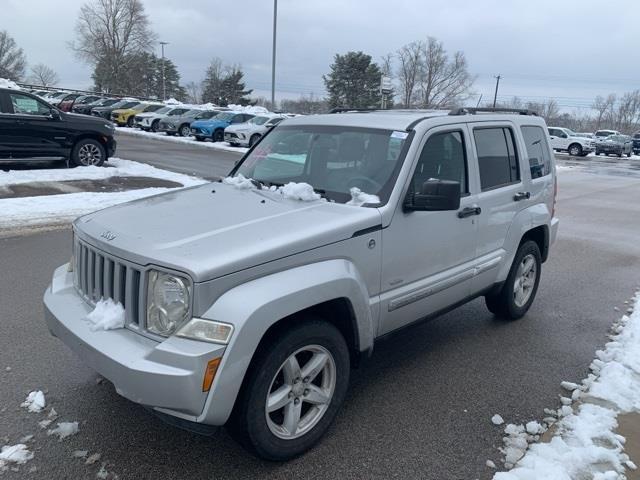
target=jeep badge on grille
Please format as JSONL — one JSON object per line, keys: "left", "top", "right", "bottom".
{"left": 100, "top": 230, "right": 117, "bottom": 241}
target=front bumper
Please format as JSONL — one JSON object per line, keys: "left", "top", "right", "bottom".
{"left": 43, "top": 264, "right": 226, "bottom": 420}
{"left": 224, "top": 132, "right": 248, "bottom": 146}
{"left": 158, "top": 123, "right": 178, "bottom": 134}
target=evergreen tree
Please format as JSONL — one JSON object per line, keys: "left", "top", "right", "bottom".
{"left": 323, "top": 51, "right": 382, "bottom": 109}
{"left": 218, "top": 67, "right": 253, "bottom": 106}
{"left": 201, "top": 58, "right": 224, "bottom": 104}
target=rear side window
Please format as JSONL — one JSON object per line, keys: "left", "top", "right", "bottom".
{"left": 473, "top": 127, "right": 520, "bottom": 191}
{"left": 521, "top": 126, "right": 552, "bottom": 179}
{"left": 411, "top": 131, "right": 468, "bottom": 194}
{"left": 8, "top": 93, "right": 51, "bottom": 116}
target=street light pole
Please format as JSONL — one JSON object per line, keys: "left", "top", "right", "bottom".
{"left": 492, "top": 74, "right": 501, "bottom": 108}
{"left": 271, "top": 0, "right": 277, "bottom": 109}
{"left": 160, "top": 41, "right": 169, "bottom": 100}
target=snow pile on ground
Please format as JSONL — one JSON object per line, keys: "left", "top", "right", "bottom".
{"left": 115, "top": 127, "right": 249, "bottom": 153}
{"left": 0, "top": 444, "right": 33, "bottom": 466}
{"left": 346, "top": 187, "right": 380, "bottom": 206}
{"left": 47, "top": 422, "right": 79, "bottom": 440}
{"left": 86, "top": 299, "right": 125, "bottom": 331}
{"left": 491, "top": 414, "right": 505, "bottom": 426}
{"left": 227, "top": 104, "right": 269, "bottom": 115}
{"left": 20, "top": 391, "right": 46, "bottom": 413}
{"left": 0, "top": 78, "right": 21, "bottom": 90}
{"left": 0, "top": 158, "right": 207, "bottom": 230}
{"left": 494, "top": 290, "right": 640, "bottom": 479}
{"left": 222, "top": 173, "right": 254, "bottom": 189}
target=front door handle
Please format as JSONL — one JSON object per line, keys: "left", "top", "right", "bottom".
{"left": 513, "top": 191, "right": 531, "bottom": 201}
{"left": 457, "top": 206, "right": 481, "bottom": 218}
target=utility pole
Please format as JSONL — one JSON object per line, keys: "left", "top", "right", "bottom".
{"left": 271, "top": 0, "right": 278, "bottom": 109}
{"left": 492, "top": 74, "right": 501, "bottom": 108}
{"left": 160, "top": 41, "right": 169, "bottom": 100}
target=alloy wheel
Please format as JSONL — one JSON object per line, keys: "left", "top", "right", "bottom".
{"left": 78, "top": 143, "right": 102, "bottom": 166}
{"left": 513, "top": 254, "right": 537, "bottom": 308}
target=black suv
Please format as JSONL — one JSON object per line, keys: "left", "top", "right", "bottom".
{"left": 0, "top": 88, "right": 116, "bottom": 166}
{"left": 632, "top": 132, "right": 640, "bottom": 155}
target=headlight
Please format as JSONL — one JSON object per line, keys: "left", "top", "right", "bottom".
{"left": 146, "top": 270, "right": 191, "bottom": 336}
{"left": 176, "top": 318, "right": 234, "bottom": 344}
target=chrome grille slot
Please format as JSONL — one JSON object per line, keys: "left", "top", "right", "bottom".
{"left": 73, "top": 238, "right": 144, "bottom": 327}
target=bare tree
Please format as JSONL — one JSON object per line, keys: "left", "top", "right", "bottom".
{"left": 0, "top": 30, "right": 27, "bottom": 80}
{"left": 28, "top": 63, "right": 59, "bottom": 86}
{"left": 185, "top": 81, "right": 202, "bottom": 104}
{"left": 69, "top": 0, "right": 156, "bottom": 91}
{"left": 592, "top": 94, "right": 616, "bottom": 130}
{"left": 396, "top": 41, "right": 422, "bottom": 108}
{"left": 418, "top": 37, "right": 475, "bottom": 108}
{"left": 614, "top": 90, "right": 640, "bottom": 132}
{"left": 380, "top": 53, "right": 393, "bottom": 78}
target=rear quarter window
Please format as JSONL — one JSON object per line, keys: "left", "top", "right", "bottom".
{"left": 520, "top": 126, "right": 552, "bottom": 179}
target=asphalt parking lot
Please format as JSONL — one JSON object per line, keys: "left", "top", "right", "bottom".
{"left": 1, "top": 136, "right": 640, "bottom": 479}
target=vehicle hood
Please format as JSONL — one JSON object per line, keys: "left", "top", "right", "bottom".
{"left": 135, "top": 111, "right": 160, "bottom": 119}
{"left": 61, "top": 111, "right": 114, "bottom": 129}
{"left": 225, "top": 123, "right": 254, "bottom": 133}
{"left": 74, "top": 182, "right": 381, "bottom": 282}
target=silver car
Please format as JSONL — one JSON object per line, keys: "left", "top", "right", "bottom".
{"left": 44, "top": 107, "right": 559, "bottom": 460}
{"left": 224, "top": 115, "right": 286, "bottom": 147}
{"left": 158, "top": 109, "right": 221, "bottom": 137}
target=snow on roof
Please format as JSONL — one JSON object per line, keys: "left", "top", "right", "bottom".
{"left": 0, "top": 78, "right": 21, "bottom": 90}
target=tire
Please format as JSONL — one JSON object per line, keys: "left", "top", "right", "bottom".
{"left": 151, "top": 120, "right": 160, "bottom": 132}
{"left": 179, "top": 124, "right": 191, "bottom": 137}
{"left": 194, "top": 136, "right": 205, "bottom": 142}
{"left": 227, "top": 319, "right": 350, "bottom": 461}
{"left": 249, "top": 134, "right": 261, "bottom": 147}
{"left": 70, "top": 138, "right": 106, "bottom": 167}
{"left": 213, "top": 129, "right": 224, "bottom": 142}
{"left": 485, "top": 240, "right": 542, "bottom": 320}
{"left": 627, "top": 152, "right": 632, "bottom": 158}
{"left": 568, "top": 143, "right": 582, "bottom": 156}
{"left": 166, "top": 132, "right": 175, "bottom": 136}
{"left": 126, "top": 116, "right": 134, "bottom": 127}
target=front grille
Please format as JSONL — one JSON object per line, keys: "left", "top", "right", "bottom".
{"left": 74, "top": 238, "right": 145, "bottom": 327}
{"left": 225, "top": 132, "right": 238, "bottom": 139}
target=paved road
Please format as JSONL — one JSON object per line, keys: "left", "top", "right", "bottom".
{"left": 2, "top": 142, "right": 640, "bottom": 479}
{"left": 114, "top": 131, "right": 242, "bottom": 181}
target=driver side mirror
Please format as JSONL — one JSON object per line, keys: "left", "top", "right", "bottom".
{"left": 403, "top": 179, "right": 461, "bottom": 212}
{"left": 49, "top": 108, "right": 61, "bottom": 120}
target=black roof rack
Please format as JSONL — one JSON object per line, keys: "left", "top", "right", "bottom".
{"left": 448, "top": 107, "right": 538, "bottom": 116}
{"left": 329, "top": 108, "right": 380, "bottom": 114}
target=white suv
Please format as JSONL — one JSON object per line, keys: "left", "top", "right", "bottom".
{"left": 224, "top": 115, "right": 286, "bottom": 147}
{"left": 548, "top": 127, "right": 595, "bottom": 156}
{"left": 44, "top": 107, "right": 558, "bottom": 460}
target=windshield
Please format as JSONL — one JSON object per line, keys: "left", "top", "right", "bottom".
{"left": 234, "top": 126, "right": 410, "bottom": 204}
{"left": 120, "top": 101, "right": 139, "bottom": 109}
{"left": 215, "top": 112, "right": 235, "bottom": 121}
{"left": 143, "top": 104, "right": 163, "bottom": 112}
{"left": 565, "top": 129, "right": 577, "bottom": 136}
{"left": 196, "top": 111, "right": 219, "bottom": 120}
{"left": 168, "top": 108, "right": 189, "bottom": 116}
{"left": 184, "top": 109, "right": 202, "bottom": 116}
{"left": 154, "top": 106, "right": 172, "bottom": 114}
{"left": 634, "top": 133, "right": 640, "bottom": 139}
{"left": 249, "top": 116, "right": 270, "bottom": 125}
{"left": 596, "top": 131, "right": 613, "bottom": 137}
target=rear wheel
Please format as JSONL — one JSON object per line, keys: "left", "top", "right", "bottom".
{"left": 227, "top": 319, "right": 350, "bottom": 461}
{"left": 485, "top": 240, "right": 541, "bottom": 320}
{"left": 151, "top": 120, "right": 159, "bottom": 132}
{"left": 71, "top": 139, "right": 105, "bottom": 167}
{"left": 213, "top": 129, "right": 224, "bottom": 142}
{"left": 249, "top": 134, "right": 261, "bottom": 147}
{"left": 179, "top": 124, "right": 191, "bottom": 137}
{"left": 126, "top": 116, "right": 134, "bottom": 127}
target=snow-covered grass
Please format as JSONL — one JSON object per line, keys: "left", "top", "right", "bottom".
{"left": 0, "top": 158, "right": 207, "bottom": 230}
{"left": 20, "top": 391, "right": 46, "bottom": 413}
{"left": 86, "top": 299, "right": 125, "bottom": 331}
{"left": 493, "top": 290, "right": 640, "bottom": 479}
{"left": 116, "top": 127, "right": 248, "bottom": 154}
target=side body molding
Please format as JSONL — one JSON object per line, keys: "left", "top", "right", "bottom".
{"left": 196, "top": 259, "right": 375, "bottom": 425}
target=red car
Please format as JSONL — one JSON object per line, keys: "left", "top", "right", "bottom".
{"left": 59, "top": 94, "right": 100, "bottom": 112}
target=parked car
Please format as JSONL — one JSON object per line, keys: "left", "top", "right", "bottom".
{"left": 134, "top": 106, "right": 192, "bottom": 132}
{"left": 595, "top": 134, "right": 633, "bottom": 157}
{"left": 576, "top": 132, "right": 594, "bottom": 139}
{"left": 224, "top": 115, "right": 285, "bottom": 147}
{"left": 111, "top": 102, "right": 165, "bottom": 127}
{"left": 594, "top": 129, "right": 621, "bottom": 143}
{"left": 42, "top": 91, "right": 71, "bottom": 105}
{"left": 632, "top": 132, "right": 640, "bottom": 155}
{"left": 0, "top": 87, "right": 116, "bottom": 166}
{"left": 191, "top": 112, "right": 255, "bottom": 142}
{"left": 157, "top": 109, "right": 221, "bottom": 137}
{"left": 44, "top": 107, "right": 558, "bottom": 460}
{"left": 92, "top": 99, "right": 140, "bottom": 120}
{"left": 73, "top": 97, "right": 119, "bottom": 115}
{"left": 59, "top": 94, "right": 102, "bottom": 112}
{"left": 547, "top": 127, "right": 594, "bottom": 156}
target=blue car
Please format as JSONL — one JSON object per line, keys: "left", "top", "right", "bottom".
{"left": 190, "top": 112, "right": 255, "bottom": 142}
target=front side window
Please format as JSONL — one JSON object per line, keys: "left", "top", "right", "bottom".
{"left": 410, "top": 131, "right": 467, "bottom": 195}
{"left": 474, "top": 127, "right": 520, "bottom": 191}
{"left": 8, "top": 93, "right": 51, "bottom": 115}
{"left": 521, "top": 126, "right": 552, "bottom": 179}
{"left": 168, "top": 108, "right": 189, "bottom": 116}
{"left": 235, "top": 126, "right": 410, "bottom": 204}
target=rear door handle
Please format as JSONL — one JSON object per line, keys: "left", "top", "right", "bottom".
{"left": 457, "top": 206, "right": 481, "bottom": 218}
{"left": 513, "top": 191, "right": 531, "bottom": 201}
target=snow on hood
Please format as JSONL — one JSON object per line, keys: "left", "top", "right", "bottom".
{"left": 0, "top": 78, "right": 21, "bottom": 90}
{"left": 222, "top": 174, "right": 254, "bottom": 189}
{"left": 346, "top": 187, "right": 380, "bottom": 206}
{"left": 163, "top": 98, "right": 182, "bottom": 105}
{"left": 222, "top": 175, "right": 322, "bottom": 202}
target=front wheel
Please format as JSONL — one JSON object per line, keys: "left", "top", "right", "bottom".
{"left": 227, "top": 319, "right": 350, "bottom": 461}
{"left": 179, "top": 125, "right": 191, "bottom": 137}
{"left": 70, "top": 139, "right": 105, "bottom": 167}
{"left": 249, "top": 134, "right": 261, "bottom": 147}
{"left": 568, "top": 143, "right": 582, "bottom": 156}
{"left": 213, "top": 129, "right": 224, "bottom": 142}
{"left": 485, "top": 240, "right": 541, "bottom": 320}
{"left": 126, "top": 116, "right": 134, "bottom": 127}
{"left": 151, "top": 120, "right": 159, "bottom": 132}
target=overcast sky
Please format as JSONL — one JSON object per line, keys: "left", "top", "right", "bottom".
{"left": 4, "top": 0, "right": 640, "bottom": 111}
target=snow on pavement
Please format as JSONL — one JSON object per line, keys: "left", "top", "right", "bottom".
{"left": 116, "top": 127, "right": 249, "bottom": 153}
{"left": 86, "top": 299, "right": 125, "bottom": 331}
{"left": 20, "top": 391, "right": 46, "bottom": 413}
{"left": 493, "top": 289, "right": 640, "bottom": 479}
{"left": 0, "top": 444, "right": 33, "bottom": 466}
{"left": 0, "top": 158, "right": 207, "bottom": 230}
{"left": 47, "top": 422, "right": 79, "bottom": 440}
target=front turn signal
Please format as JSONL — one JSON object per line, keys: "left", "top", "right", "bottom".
{"left": 202, "top": 357, "right": 222, "bottom": 392}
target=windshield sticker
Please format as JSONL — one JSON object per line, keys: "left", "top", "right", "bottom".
{"left": 391, "top": 131, "right": 408, "bottom": 139}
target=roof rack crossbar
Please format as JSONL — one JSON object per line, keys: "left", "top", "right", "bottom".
{"left": 448, "top": 107, "right": 538, "bottom": 116}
